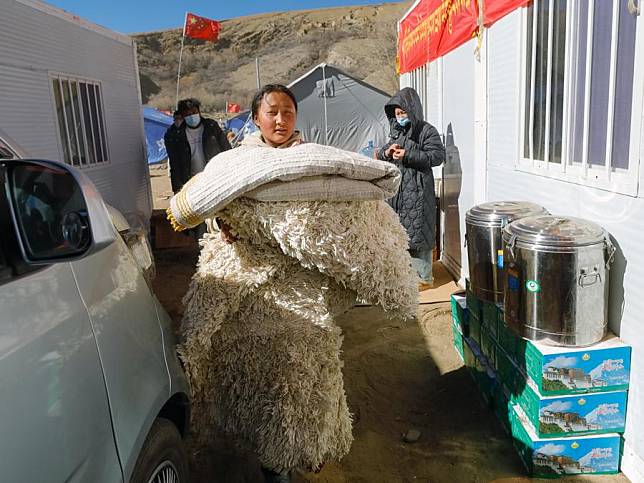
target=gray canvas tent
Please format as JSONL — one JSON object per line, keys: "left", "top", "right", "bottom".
{"left": 288, "top": 64, "right": 391, "bottom": 153}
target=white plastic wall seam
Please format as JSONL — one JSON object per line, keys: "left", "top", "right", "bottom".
{"left": 474, "top": 27, "right": 488, "bottom": 205}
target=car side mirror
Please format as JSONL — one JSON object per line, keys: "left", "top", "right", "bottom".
{"left": 2, "top": 159, "right": 117, "bottom": 264}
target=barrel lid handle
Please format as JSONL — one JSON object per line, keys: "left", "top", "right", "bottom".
{"left": 605, "top": 235, "right": 616, "bottom": 268}
{"left": 507, "top": 234, "right": 518, "bottom": 259}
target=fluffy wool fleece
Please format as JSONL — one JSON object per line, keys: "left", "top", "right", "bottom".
{"left": 179, "top": 199, "right": 418, "bottom": 473}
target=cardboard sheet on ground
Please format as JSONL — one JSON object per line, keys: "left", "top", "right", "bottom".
{"left": 418, "top": 261, "right": 460, "bottom": 305}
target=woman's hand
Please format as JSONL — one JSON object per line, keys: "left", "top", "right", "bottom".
{"left": 385, "top": 143, "right": 400, "bottom": 158}
{"left": 392, "top": 148, "right": 405, "bottom": 161}
{"left": 217, "top": 218, "right": 238, "bottom": 244}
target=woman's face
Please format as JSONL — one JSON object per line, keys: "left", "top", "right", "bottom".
{"left": 254, "top": 92, "right": 297, "bottom": 147}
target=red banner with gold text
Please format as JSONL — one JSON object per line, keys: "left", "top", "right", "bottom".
{"left": 483, "top": 0, "right": 532, "bottom": 27}
{"left": 397, "top": 0, "right": 480, "bottom": 74}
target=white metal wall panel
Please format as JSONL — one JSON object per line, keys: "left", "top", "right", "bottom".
{"left": 426, "top": 61, "right": 443, "bottom": 183}
{"left": 483, "top": 10, "right": 644, "bottom": 475}
{"left": 425, "top": 61, "right": 441, "bottom": 129}
{"left": 441, "top": 41, "right": 477, "bottom": 281}
{"left": 399, "top": 72, "right": 412, "bottom": 89}
{"left": 0, "top": 64, "right": 60, "bottom": 159}
{"left": 0, "top": 0, "right": 151, "bottom": 226}
{"left": 487, "top": 10, "right": 521, "bottom": 169}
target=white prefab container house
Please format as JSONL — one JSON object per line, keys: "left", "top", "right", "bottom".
{"left": 0, "top": 0, "right": 151, "bottom": 229}
{"left": 400, "top": 1, "right": 644, "bottom": 480}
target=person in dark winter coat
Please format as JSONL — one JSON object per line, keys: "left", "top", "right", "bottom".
{"left": 164, "top": 98, "right": 231, "bottom": 193}
{"left": 376, "top": 87, "right": 445, "bottom": 289}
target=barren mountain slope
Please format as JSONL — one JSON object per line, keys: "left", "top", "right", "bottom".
{"left": 134, "top": 2, "right": 410, "bottom": 113}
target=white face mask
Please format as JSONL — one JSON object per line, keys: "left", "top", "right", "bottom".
{"left": 184, "top": 113, "right": 201, "bottom": 128}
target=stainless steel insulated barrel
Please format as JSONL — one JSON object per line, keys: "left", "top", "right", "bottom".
{"left": 465, "top": 201, "right": 549, "bottom": 303}
{"left": 503, "top": 216, "right": 615, "bottom": 347}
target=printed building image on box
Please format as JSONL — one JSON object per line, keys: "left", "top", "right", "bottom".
{"left": 513, "top": 377, "right": 628, "bottom": 438}
{"left": 511, "top": 405, "right": 621, "bottom": 477}
{"left": 541, "top": 347, "right": 630, "bottom": 393}
{"left": 538, "top": 392, "right": 628, "bottom": 437}
{"left": 531, "top": 439, "right": 622, "bottom": 476}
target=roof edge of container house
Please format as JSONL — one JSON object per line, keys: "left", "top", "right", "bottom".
{"left": 400, "top": 0, "right": 423, "bottom": 24}
{"left": 15, "top": 0, "right": 133, "bottom": 46}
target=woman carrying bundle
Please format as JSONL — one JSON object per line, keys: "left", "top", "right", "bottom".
{"left": 173, "top": 85, "right": 417, "bottom": 483}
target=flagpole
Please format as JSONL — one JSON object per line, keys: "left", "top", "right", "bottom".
{"left": 175, "top": 12, "right": 188, "bottom": 109}
{"left": 255, "top": 58, "right": 261, "bottom": 89}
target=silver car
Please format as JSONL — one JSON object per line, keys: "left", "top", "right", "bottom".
{"left": 0, "top": 134, "right": 190, "bottom": 482}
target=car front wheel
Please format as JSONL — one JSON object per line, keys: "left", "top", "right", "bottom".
{"left": 130, "top": 418, "right": 189, "bottom": 483}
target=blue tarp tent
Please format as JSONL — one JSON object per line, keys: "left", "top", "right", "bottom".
{"left": 224, "top": 111, "right": 257, "bottom": 143}
{"left": 143, "top": 107, "right": 173, "bottom": 165}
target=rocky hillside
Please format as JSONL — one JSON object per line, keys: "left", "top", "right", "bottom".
{"left": 134, "top": 2, "right": 410, "bottom": 114}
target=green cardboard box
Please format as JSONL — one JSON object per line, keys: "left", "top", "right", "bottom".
{"left": 465, "top": 279, "right": 482, "bottom": 322}
{"left": 496, "top": 346, "right": 522, "bottom": 394}
{"left": 477, "top": 363, "right": 497, "bottom": 407}
{"left": 450, "top": 293, "right": 469, "bottom": 336}
{"left": 497, "top": 320, "right": 518, "bottom": 360}
{"left": 511, "top": 376, "right": 628, "bottom": 438}
{"left": 480, "top": 325, "right": 497, "bottom": 369}
{"left": 493, "top": 383, "right": 512, "bottom": 434}
{"left": 463, "top": 335, "right": 496, "bottom": 407}
{"left": 481, "top": 301, "right": 499, "bottom": 339}
{"left": 463, "top": 336, "right": 477, "bottom": 376}
{"left": 497, "top": 305, "right": 527, "bottom": 368}
{"left": 510, "top": 404, "right": 622, "bottom": 477}
{"left": 523, "top": 334, "right": 631, "bottom": 396}
{"left": 451, "top": 318, "right": 465, "bottom": 362}
{"left": 469, "top": 312, "right": 482, "bottom": 348}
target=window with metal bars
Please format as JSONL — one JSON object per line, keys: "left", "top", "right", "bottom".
{"left": 50, "top": 75, "right": 109, "bottom": 167}
{"left": 520, "top": 0, "right": 640, "bottom": 195}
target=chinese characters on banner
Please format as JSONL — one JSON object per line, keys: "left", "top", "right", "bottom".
{"left": 397, "top": 0, "right": 531, "bottom": 74}
{"left": 397, "top": 0, "right": 479, "bottom": 74}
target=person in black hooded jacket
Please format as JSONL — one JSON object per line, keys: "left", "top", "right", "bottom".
{"left": 376, "top": 87, "right": 445, "bottom": 289}
{"left": 164, "top": 98, "right": 231, "bottom": 193}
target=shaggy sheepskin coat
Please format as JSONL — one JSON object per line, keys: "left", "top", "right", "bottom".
{"left": 171, "top": 143, "right": 418, "bottom": 473}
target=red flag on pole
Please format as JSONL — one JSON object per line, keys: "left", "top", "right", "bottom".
{"left": 184, "top": 12, "right": 221, "bottom": 42}
{"left": 226, "top": 103, "right": 241, "bottom": 113}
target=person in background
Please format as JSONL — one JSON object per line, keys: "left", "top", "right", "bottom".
{"left": 164, "top": 97, "right": 231, "bottom": 194}
{"left": 376, "top": 87, "right": 445, "bottom": 290}
{"left": 172, "top": 110, "right": 183, "bottom": 128}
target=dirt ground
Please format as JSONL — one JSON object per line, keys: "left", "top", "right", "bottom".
{"left": 150, "top": 235, "right": 629, "bottom": 483}
{"left": 149, "top": 168, "right": 628, "bottom": 482}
